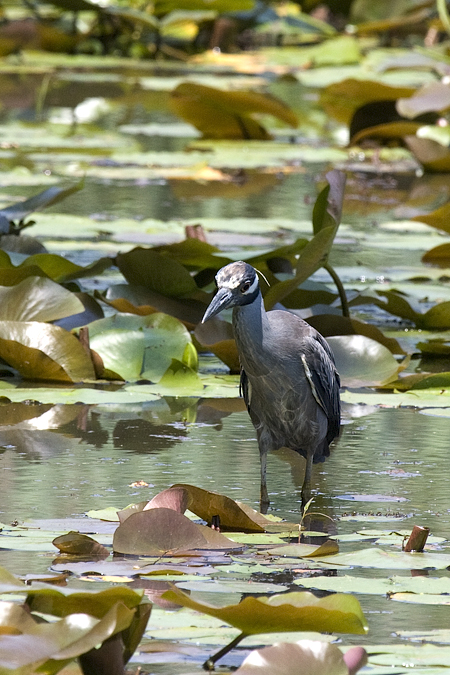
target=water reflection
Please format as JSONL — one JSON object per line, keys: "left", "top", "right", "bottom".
{"left": 0, "top": 399, "right": 449, "bottom": 538}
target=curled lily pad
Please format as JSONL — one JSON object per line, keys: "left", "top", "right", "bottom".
{"left": 170, "top": 483, "right": 271, "bottom": 532}
{"left": 235, "top": 640, "right": 367, "bottom": 675}
{"left": 0, "top": 600, "right": 136, "bottom": 674}
{"left": 0, "top": 321, "right": 95, "bottom": 382}
{"left": 52, "top": 532, "right": 109, "bottom": 558}
{"left": 112, "top": 508, "right": 238, "bottom": 555}
{"left": 169, "top": 82, "right": 298, "bottom": 140}
{"left": 87, "top": 312, "right": 196, "bottom": 382}
{"left": 0, "top": 276, "right": 83, "bottom": 322}
{"left": 25, "top": 585, "right": 145, "bottom": 619}
{"left": 327, "top": 335, "right": 404, "bottom": 387}
{"left": 162, "top": 586, "right": 368, "bottom": 635}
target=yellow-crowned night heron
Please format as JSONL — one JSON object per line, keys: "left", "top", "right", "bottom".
{"left": 202, "top": 261, "right": 341, "bottom": 511}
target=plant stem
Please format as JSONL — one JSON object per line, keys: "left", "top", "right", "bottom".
{"left": 203, "top": 632, "right": 247, "bottom": 671}
{"left": 324, "top": 262, "right": 349, "bottom": 317}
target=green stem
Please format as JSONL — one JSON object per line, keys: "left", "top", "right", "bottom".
{"left": 324, "top": 262, "right": 349, "bottom": 318}
{"left": 437, "top": 0, "right": 450, "bottom": 37}
{"left": 203, "top": 632, "right": 248, "bottom": 671}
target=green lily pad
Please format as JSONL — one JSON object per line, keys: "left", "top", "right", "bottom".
{"left": 327, "top": 335, "right": 403, "bottom": 387}
{"left": 115, "top": 247, "right": 200, "bottom": 298}
{"left": 88, "top": 312, "right": 195, "bottom": 382}
{"left": 162, "top": 586, "right": 368, "bottom": 635}
{"left": 175, "top": 579, "right": 288, "bottom": 594}
{"left": 312, "top": 547, "right": 450, "bottom": 570}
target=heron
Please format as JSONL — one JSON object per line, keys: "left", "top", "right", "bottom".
{"left": 202, "top": 260, "right": 341, "bottom": 511}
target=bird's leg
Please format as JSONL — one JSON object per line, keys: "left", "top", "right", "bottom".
{"left": 301, "top": 450, "right": 313, "bottom": 511}
{"left": 259, "top": 450, "right": 270, "bottom": 514}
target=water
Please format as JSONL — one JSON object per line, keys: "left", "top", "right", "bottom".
{"left": 0, "top": 399, "right": 449, "bottom": 650}
{"left": 0, "top": 400, "right": 448, "bottom": 528}
{"left": 1, "top": 66, "right": 450, "bottom": 670}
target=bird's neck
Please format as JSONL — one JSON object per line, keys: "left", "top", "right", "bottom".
{"left": 232, "top": 291, "right": 271, "bottom": 373}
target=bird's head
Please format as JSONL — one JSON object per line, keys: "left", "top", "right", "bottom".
{"left": 202, "top": 261, "right": 260, "bottom": 323}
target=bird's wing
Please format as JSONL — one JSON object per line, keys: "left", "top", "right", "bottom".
{"left": 302, "top": 335, "right": 341, "bottom": 442}
{"left": 240, "top": 368, "right": 251, "bottom": 410}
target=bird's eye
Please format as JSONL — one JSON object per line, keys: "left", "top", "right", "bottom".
{"left": 241, "top": 281, "right": 251, "bottom": 293}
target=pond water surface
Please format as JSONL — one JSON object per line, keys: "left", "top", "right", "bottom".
{"left": 1, "top": 66, "right": 450, "bottom": 673}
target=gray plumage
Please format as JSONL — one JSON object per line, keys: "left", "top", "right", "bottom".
{"left": 202, "top": 260, "right": 341, "bottom": 510}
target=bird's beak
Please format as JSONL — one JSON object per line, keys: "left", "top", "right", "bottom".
{"left": 202, "top": 287, "right": 233, "bottom": 323}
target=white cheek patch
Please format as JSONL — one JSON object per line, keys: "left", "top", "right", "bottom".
{"left": 244, "top": 276, "right": 259, "bottom": 295}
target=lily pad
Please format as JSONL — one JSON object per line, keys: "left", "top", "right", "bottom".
{"left": 0, "top": 276, "right": 83, "bottom": 322}
{"left": 170, "top": 484, "right": 271, "bottom": 532}
{"left": 162, "top": 586, "right": 368, "bottom": 635}
{"left": 169, "top": 82, "right": 298, "bottom": 140}
{"left": 0, "top": 321, "right": 95, "bottom": 382}
{"left": 112, "top": 508, "right": 239, "bottom": 555}
{"left": 88, "top": 312, "right": 195, "bottom": 382}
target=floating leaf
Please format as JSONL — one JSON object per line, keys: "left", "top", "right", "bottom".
{"left": 307, "top": 314, "right": 405, "bottom": 355}
{"left": 0, "top": 321, "right": 95, "bottom": 382}
{"left": 321, "top": 78, "right": 414, "bottom": 125}
{"left": 176, "top": 579, "right": 288, "bottom": 594}
{"left": 326, "top": 335, "right": 403, "bottom": 387}
{"left": 351, "top": 120, "right": 421, "bottom": 145}
{"left": 52, "top": 532, "right": 109, "bottom": 558}
{"left": 25, "top": 585, "right": 145, "bottom": 619}
{"left": 154, "top": 0, "right": 253, "bottom": 14}
{"left": 170, "top": 82, "right": 298, "bottom": 140}
{"left": 112, "top": 508, "right": 238, "bottom": 555}
{"left": 235, "top": 640, "right": 363, "bottom": 675}
{"left": 0, "top": 276, "right": 83, "bottom": 322}
{"left": 411, "top": 201, "right": 450, "bottom": 234}
{"left": 171, "top": 483, "right": 271, "bottom": 532}
{"left": 0, "top": 180, "right": 83, "bottom": 223}
{"left": 405, "top": 134, "right": 450, "bottom": 172}
{"left": 397, "top": 81, "right": 450, "bottom": 119}
{"left": 422, "top": 243, "right": 450, "bottom": 266}
{"left": 102, "top": 283, "right": 206, "bottom": 327}
{"left": 267, "top": 540, "right": 339, "bottom": 558}
{"left": 88, "top": 312, "right": 195, "bottom": 382}
{"left": 312, "top": 547, "right": 450, "bottom": 570}
{"left": 162, "top": 586, "right": 368, "bottom": 635}
{"left": 19, "top": 252, "right": 113, "bottom": 283}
